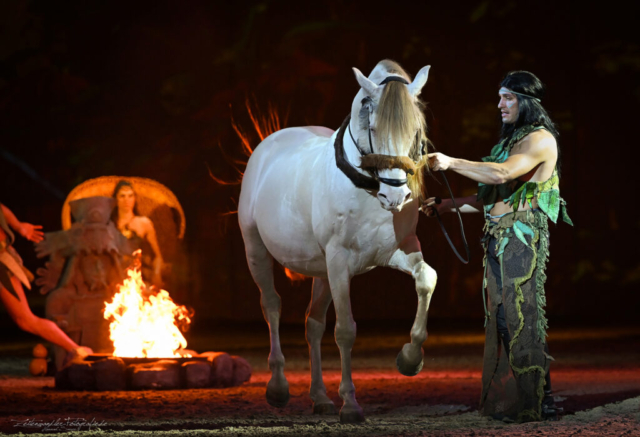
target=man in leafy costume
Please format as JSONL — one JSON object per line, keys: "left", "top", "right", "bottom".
{"left": 423, "top": 71, "right": 572, "bottom": 422}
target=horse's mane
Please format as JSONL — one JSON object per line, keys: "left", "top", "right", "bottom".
{"left": 374, "top": 60, "right": 429, "bottom": 198}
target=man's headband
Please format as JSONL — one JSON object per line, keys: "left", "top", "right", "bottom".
{"left": 500, "top": 87, "right": 541, "bottom": 103}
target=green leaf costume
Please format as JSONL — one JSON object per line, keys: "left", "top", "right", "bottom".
{"left": 477, "top": 125, "right": 572, "bottom": 422}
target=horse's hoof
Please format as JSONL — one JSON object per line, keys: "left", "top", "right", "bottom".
{"left": 396, "top": 344, "right": 424, "bottom": 377}
{"left": 313, "top": 402, "right": 337, "bottom": 415}
{"left": 339, "top": 405, "right": 365, "bottom": 424}
{"left": 266, "top": 377, "right": 290, "bottom": 408}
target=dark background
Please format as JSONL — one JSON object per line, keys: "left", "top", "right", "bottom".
{"left": 1, "top": 0, "right": 638, "bottom": 334}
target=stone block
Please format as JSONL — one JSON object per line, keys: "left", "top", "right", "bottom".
{"left": 55, "top": 366, "right": 71, "bottom": 389}
{"left": 130, "top": 359, "right": 180, "bottom": 390}
{"left": 182, "top": 361, "right": 211, "bottom": 389}
{"left": 231, "top": 356, "right": 252, "bottom": 386}
{"left": 203, "top": 352, "right": 234, "bottom": 388}
{"left": 93, "top": 357, "right": 127, "bottom": 391}
{"left": 68, "top": 361, "right": 96, "bottom": 390}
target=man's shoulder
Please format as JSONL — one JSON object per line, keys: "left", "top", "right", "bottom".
{"left": 513, "top": 129, "right": 557, "bottom": 158}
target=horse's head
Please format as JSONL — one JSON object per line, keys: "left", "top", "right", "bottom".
{"left": 350, "top": 60, "right": 430, "bottom": 212}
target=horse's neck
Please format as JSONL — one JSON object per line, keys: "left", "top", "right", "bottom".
{"left": 343, "top": 118, "right": 368, "bottom": 175}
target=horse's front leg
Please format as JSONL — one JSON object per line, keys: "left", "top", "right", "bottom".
{"left": 388, "top": 235, "right": 438, "bottom": 376}
{"left": 326, "top": 246, "right": 363, "bottom": 423}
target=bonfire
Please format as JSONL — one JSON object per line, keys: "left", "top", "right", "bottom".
{"left": 103, "top": 250, "right": 192, "bottom": 358}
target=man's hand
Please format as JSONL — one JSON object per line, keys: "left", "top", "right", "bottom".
{"left": 420, "top": 197, "right": 451, "bottom": 217}
{"left": 18, "top": 222, "right": 44, "bottom": 243}
{"left": 428, "top": 152, "right": 454, "bottom": 171}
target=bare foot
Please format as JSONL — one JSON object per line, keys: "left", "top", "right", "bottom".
{"left": 63, "top": 346, "right": 93, "bottom": 367}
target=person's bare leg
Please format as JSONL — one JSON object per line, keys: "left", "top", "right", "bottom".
{"left": 1, "top": 276, "right": 79, "bottom": 352}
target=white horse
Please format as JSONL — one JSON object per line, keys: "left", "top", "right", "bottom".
{"left": 238, "top": 60, "right": 437, "bottom": 423}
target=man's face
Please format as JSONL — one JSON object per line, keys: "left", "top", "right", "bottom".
{"left": 498, "top": 87, "right": 519, "bottom": 124}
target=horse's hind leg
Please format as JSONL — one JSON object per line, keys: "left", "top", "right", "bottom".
{"left": 305, "top": 277, "right": 336, "bottom": 415}
{"left": 242, "top": 226, "right": 289, "bottom": 408}
{"left": 388, "top": 236, "right": 438, "bottom": 376}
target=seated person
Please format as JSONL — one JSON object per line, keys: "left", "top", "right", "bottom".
{"left": 111, "top": 180, "right": 164, "bottom": 287}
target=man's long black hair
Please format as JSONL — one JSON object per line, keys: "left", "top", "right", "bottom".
{"left": 499, "top": 71, "right": 561, "bottom": 173}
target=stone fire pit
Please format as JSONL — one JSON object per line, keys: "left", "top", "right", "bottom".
{"left": 56, "top": 352, "right": 251, "bottom": 391}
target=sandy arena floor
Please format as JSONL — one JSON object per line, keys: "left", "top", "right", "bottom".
{"left": 1, "top": 322, "right": 639, "bottom": 436}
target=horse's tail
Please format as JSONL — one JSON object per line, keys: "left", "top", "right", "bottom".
{"left": 231, "top": 99, "right": 288, "bottom": 158}
{"left": 209, "top": 100, "right": 287, "bottom": 186}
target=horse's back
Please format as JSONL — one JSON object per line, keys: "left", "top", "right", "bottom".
{"left": 256, "top": 126, "right": 333, "bottom": 156}
{"left": 238, "top": 126, "right": 335, "bottom": 273}
{"left": 240, "top": 126, "right": 331, "bottom": 187}
{"left": 239, "top": 126, "right": 333, "bottom": 214}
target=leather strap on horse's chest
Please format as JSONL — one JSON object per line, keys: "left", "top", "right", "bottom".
{"left": 334, "top": 115, "right": 380, "bottom": 190}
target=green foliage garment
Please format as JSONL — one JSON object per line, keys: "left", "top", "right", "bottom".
{"left": 477, "top": 126, "right": 572, "bottom": 422}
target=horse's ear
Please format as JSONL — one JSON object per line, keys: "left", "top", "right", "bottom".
{"left": 353, "top": 67, "right": 379, "bottom": 97}
{"left": 408, "top": 65, "right": 431, "bottom": 97}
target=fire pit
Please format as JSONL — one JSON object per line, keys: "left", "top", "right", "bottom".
{"left": 54, "top": 250, "right": 252, "bottom": 391}
{"left": 57, "top": 351, "right": 251, "bottom": 391}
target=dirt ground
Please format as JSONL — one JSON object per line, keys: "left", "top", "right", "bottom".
{"left": 1, "top": 322, "right": 639, "bottom": 436}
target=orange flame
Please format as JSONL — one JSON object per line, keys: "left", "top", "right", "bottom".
{"left": 229, "top": 98, "right": 287, "bottom": 160}
{"left": 231, "top": 117, "right": 254, "bottom": 158}
{"left": 104, "top": 251, "right": 192, "bottom": 358}
{"left": 284, "top": 267, "right": 308, "bottom": 284}
{"left": 245, "top": 100, "right": 286, "bottom": 142}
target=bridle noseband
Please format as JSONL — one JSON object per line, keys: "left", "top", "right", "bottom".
{"left": 345, "top": 75, "right": 427, "bottom": 188}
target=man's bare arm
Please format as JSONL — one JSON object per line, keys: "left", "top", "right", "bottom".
{"left": 429, "top": 133, "right": 556, "bottom": 185}
{"left": 1, "top": 204, "right": 44, "bottom": 242}
{"left": 1, "top": 204, "right": 20, "bottom": 229}
{"left": 448, "top": 153, "right": 540, "bottom": 185}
